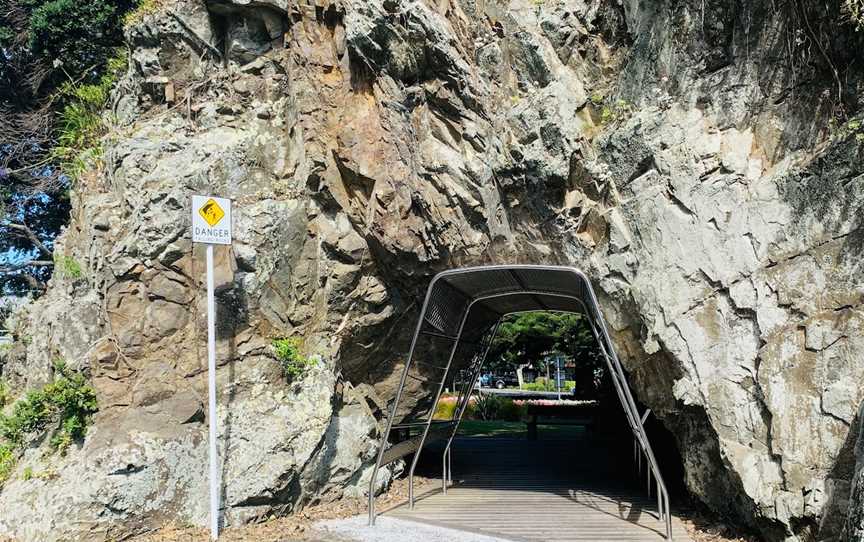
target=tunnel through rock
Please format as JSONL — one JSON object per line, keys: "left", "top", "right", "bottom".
{"left": 367, "top": 265, "right": 688, "bottom": 540}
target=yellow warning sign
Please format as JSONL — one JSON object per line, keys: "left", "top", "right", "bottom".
{"left": 199, "top": 199, "right": 225, "bottom": 227}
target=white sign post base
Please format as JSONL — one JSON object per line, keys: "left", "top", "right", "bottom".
{"left": 206, "top": 243, "right": 219, "bottom": 541}
{"left": 192, "top": 195, "right": 232, "bottom": 541}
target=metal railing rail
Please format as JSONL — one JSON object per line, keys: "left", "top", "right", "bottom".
{"left": 440, "top": 319, "right": 501, "bottom": 494}
{"left": 367, "top": 268, "right": 672, "bottom": 540}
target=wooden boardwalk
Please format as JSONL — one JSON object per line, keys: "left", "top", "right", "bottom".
{"left": 386, "top": 435, "right": 693, "bottom": 541}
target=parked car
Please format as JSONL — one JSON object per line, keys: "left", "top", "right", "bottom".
{"left": 489, "top": 372, "right": 519, "bottom": 389}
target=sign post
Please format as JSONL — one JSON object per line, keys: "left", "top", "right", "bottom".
{"left": 192, "top": 195, "right": 233, "bottom": 541}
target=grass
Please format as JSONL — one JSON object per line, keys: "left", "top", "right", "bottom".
{"left": 0, "top": 444, "right": 14, "bottom": 484}
{"left": 458, "top": 420, "right": 526, "bottom": 438}
{"left": 434, "top": 396, "right": 459, "bottom": 420}
{"left": 54, "top": 255, "right": 83, "bottom": 279}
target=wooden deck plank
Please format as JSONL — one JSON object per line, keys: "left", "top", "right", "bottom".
{"left": 385, "top": 435, "right": 693, "bottom": 541}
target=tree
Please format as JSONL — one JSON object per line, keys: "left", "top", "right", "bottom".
{"left": 486, "top": 312, "right": 599, "bottom": 372}
{"left": 0, "top": 0, "right": 135, "bottom": 295}
{"left": 485, "top": 312, "right": 607, "bottom": 397}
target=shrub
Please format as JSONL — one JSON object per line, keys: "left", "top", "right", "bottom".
{"left": 272, "top": 338, "right": 317, "bottom": 381}
{"left": 434, "top": 396, "right": 459, "bottom": 420}
{"left": 53, "top": 51, "right": 127, "bottom": 180}
{"left": 498, "top": 398, "right": 526, "bottom": 421}
{"left": 523, "top": 377, "right": 575, "bottom": 392}
{"left": 0, "top": 363, "right": 98, "bottom": 455}
{"left": 595, "top": 98, "right": 632, "bottom": 125}
{"left": 0, "top": 380, "right": 10, "bottom": 408}
{"left": 469, "top": 395, "right": 525, "bottom": 421}
{"left": 471, "top": 393, "right": 500, "bottom": 421}
{"left": 0, "top": 444, "right": 14, "bottom": 484}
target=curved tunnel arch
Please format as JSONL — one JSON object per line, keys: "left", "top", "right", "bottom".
{"left": 367, "top": 265, "right": 673, "bottom": 540}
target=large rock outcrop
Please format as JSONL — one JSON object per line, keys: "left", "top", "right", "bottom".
{"left": 0, "top": 0, "right": 862, "bottom": 540}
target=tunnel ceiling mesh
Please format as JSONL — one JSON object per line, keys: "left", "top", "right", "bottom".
{"left": 425, "top": 265, "right": 593, "bottom": 333}
{"left": 394, "top": 266, "right": 595, "bottom": 423}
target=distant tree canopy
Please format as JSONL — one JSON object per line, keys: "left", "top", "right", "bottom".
{"left": 0, "top": 0, "right": 135, "bottom": 295}
{"left": 485, "top": 312, "right": 600, "bottom": 374}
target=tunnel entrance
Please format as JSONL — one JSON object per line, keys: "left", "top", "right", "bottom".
{"left": 367, "top": 266, "right": 684, "bottom": 540}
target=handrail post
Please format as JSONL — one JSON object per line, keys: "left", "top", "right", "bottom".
{"left": 440, "top": 319, "right": 501, "bottom": 494}
{"left": 407, "top": 303, "right": 473, "bottom": 509}
{"left": 585, "top": 310, "right": 672, "bottom": 540}
{"left": 367, "top": 276, "right": 443, "bottom": 526}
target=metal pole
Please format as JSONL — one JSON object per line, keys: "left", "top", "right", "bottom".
{"left": 587, "top": 316, "right": 671, "bottom": 537}
{"left": 647, "top": 459, "right": 652, "bottom": 496}
{"left": 442, "top": 451, "right": 448, "bottom": 494}
{"left": 441, "top": 319, "right": 502, "bottom": 483}
{"left": 584, "top": 300, "right": 671, "bottom": 540}
{"left": 557, "top": 355, "right": 562, "bottom": 401}
{"left": 206, "top": 244, "right": 219, "bottom": 540}
{"left": 367, "top": 276, "right": 444, "bottom": 526}
{"left": 408, "top": 305, "right": 473, "bottom": 508}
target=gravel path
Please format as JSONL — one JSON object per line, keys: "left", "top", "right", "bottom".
{"left": 317, "top": 515, "right": 511, "bottom": 542}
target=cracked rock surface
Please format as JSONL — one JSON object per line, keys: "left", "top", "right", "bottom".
{"left": 0, "top": 0, "right": 862, "bottom": 541}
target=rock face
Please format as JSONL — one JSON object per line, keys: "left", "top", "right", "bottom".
{"left": 843, "top": 402, "right": 864, "bottom": 541}
{"left": 0, "top": 0, "right": 862, "bottom": 540}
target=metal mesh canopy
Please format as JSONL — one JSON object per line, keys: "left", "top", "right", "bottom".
{"left": 368, "top": 265, "right": 673, "bottom": 540}
{"left": 423, "top": 266, "right": 594, "bottom": 334}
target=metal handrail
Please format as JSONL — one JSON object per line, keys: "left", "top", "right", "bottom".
{"left": 367, "top": 272, "right": 446, "bottom": 526}
{"left": 367, "top": 268, "right": 673, "bottom": 540}
{"left": 441, "top": 319, "right": 502, "bottom": 493}
{"left": 582, "top": 283, "right": 672, "bottom": 537}
{"left": 405, "top": 306, "right": 471, "bottom": 507}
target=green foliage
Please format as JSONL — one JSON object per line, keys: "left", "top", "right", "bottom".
{"left": 497, "top": 398, "right": 525, "bottom": 421}
{"left": 828, "top": 116, "right": 864, "bottom": 141}
{"left": 22, "top": 0, "right": 134, "bottom": 78}
{"left": 53, "top": 255, "right": 83, "bottom": 279}
{"left": 0, "top": 363, "right": 98, "bottom": 458}
{"left": 589, "top": 92, "right": 604, "bottom": 105}
{"left": 600, "top": 99, "right": 632, "bottom": 124}
{"left": 433, "top": 397, "right": 459, "bottom": 420}
{"left": 272, "top": 338, "right": 317, "bottom": 381}
{"left": 1, "top": 0, "right": 135, "bottom": 296}
{"left": 471, "top": 393, "right": 501, "bottom": 421}
{"left": 469, "top": 394, "right": 525, "bottom": 422}
{"left": 21, "top": 466, "right": 33, "bottom": 481}
{"left": 0, "top": 444, "right": 14, "bottom": 485}
{"left": 53, "top": 52, "right": 127, "bottom": 181}
{"left": 523, "top": 378, "right": 576, "bottom": 392}
{"left": 0, "top": 380, "right": 10, "bottom": 408}
{"left": 124, "top": 0, "right": 166, "bottom": 28}
{"left": 486, "top": 312, "right": 598, "bottom": 374}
